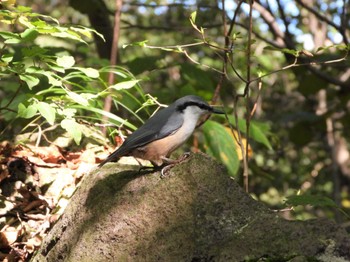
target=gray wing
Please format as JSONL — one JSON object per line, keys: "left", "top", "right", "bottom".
{"left": 98, "top": 105, "right": 183, "bottom": 166}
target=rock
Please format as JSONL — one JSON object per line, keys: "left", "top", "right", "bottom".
{"left": 31, "top": 153, "right": 350, "bottom": 262}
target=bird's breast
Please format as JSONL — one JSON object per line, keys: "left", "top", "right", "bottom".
{"left": 130, "top": 119, "right": 197, "bottom": 165}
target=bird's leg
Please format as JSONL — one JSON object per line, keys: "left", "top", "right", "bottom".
{"left": 138, "top": 160, "right": 162, "bottom": 174}
{"left": 161, "top": 152, "right": 191, "bottom": 164}
{"left": 160, "top": 152, "right": 191, "bottom": 177}
{"left": 136, "top": 158, "right": 150, "bottom": 173}
{"left": 138, "top": 165, "right": 155, "bottom": 173}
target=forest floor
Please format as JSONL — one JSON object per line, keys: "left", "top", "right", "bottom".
{"left": 0, "top": 141, "right": 107, "bottom": 261}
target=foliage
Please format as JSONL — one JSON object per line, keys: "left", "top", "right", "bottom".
{"left": 285, "top": 193, "right": 350, "bottom": 220}
{"left": 0, "top": 4, "right": 151, "bottom": 146}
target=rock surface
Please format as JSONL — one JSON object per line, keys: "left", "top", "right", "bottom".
{"left": 32, "top": 153, "right": 350, "bottom": 261}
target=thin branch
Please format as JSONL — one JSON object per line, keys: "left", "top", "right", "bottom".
{"left": 121, "top": 19, "right": 225, "bottom": 31}
{"left": 102, "top": 0, "right": 123, "bottom": 135}
{"left": 126, "top": 2, "right": 218, "bottom": 9}
{"left": 276, "top": 0, "right": 290, "bottom": 36}
{"left": 227, "top": 56, "right": 247, "bottom": 83}
{"left": 242, "top": 0, "right": 255, "bottom": 193}
{"left": 295, "top": 0, "right": 349, "bottom": 44}
{"left": 226, "top": 1, "right": 249, "bottom": 83}
{"left": 0, "top": 82, "right": 21, "bottom": 112}
{"left": 140, "top": 42, "right": 226, "bottom": 74}
{"left": 250, "top": 80, "right": 262, "bottom": 118}
{"left": 181, "top": 49, "right": 224, "bottom": 74}
{"left": 212, "top": 0, "right": 228, "bottom": 104}
{"left": 144, "top": 41, "right": 228, "bottom": 51}
{"left": 276, "top": 0, "right": 295, "bottom": 49}
{"left": 235, "top": 22, "right": 284, "bottom": 48}
{"left": 340, "top": 0, "right": 349, "bottom": 39}
{"left": 244, "top": 1, "right": 253, "bottom": 96}
{"left": 252, "top": 1, "right": 285, "bottom": 47}
{"left": 228, "top": 0, "right": 245, "bottom": 41}
{"left": 250, "top": 52, "right": 349, "bottom": 84}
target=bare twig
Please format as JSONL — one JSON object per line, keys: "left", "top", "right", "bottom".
{"left": 182, "top": 49, "right": 224, "bottom": 74}
{"left": 212, "top": 0, "right": 229, "bottom": 104}
{"left": 295, "top": 0, "right": 349, "bottom": 44}
{"left": 250, "top": 80, "right": 262, "bottom": 118}
{"left": 241, "top": 0, "right": 255, "bottom": 193}
{"left": 102, "top": 0, "right": 123, "bottom": 135}
{"left": 250, "top": 53, "right": 348, "bottom": 83}
{"left": 340, "top": 0, "right": 349, "bottom": 38}
{"left": 252, "top": 1, "right": 286, "bottom": 47}
{"left": 0, "top": 82, "right": 21, "bottom": 113}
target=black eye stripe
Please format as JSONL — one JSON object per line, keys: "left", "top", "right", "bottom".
{"left": 176, "top": 101, "right": 213, "bottom": 112}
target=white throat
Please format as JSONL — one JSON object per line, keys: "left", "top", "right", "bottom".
{"left": 179, "top": 106, "right": 207, "bottom": 142}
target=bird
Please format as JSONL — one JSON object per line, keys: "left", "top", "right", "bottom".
{"left": 98, "top": 95, "right": 224, "bottom": 168}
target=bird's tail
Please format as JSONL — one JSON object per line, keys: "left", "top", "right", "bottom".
{"left": 98, "top": 150, "right": 122, "bottom": 167}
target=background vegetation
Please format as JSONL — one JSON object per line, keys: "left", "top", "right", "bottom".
{"left": 0, "top": 0, "right": 349, "bottom": 259}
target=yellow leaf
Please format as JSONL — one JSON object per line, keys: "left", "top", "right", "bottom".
{"left": 342, "top": 199, "right": 350, "bottom": 208}
{"left": 224, "top": 127, "right": 253, "bottom": 160}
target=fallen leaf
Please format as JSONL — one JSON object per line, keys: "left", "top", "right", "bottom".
{"left": 0, "top": 227, "right": 19, "bottom": 248}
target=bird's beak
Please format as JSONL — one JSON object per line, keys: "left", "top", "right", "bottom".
{"left": 211, "top": 107, "right": 225, "bottom": 114}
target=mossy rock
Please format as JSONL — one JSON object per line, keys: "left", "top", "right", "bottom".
{"left": 32, "top": 153, "right": 350, "bottom": 262}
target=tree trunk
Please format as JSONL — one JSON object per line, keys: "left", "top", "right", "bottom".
{"left": 31, "top": 153, "right": 350, "bottom": 261}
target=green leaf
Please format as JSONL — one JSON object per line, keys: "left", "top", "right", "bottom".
{"left": 74, "top": 67, "right": 99, "bottom": 78}
{"left": 110, "top": 80, "right": 140, "bottom": 90}
{"left": 16, "top": 5, "right": 32, "bottom": 12}
{"left": 1, "top": 53, "right": 14, "bottom": 63}
{"left": 52, "top": 28, "right": 85, "bottom": 43}
{"left": 56, "top": 55, "right": 75, "bottom": 68}
{"left": 264, "top": 46, "right": 299, "bottom": 56}
{"left": 57, "top": 108, "right": 77, "bottom": 118}
{"left": 22, "top": 46, "right": 47, "bottom": 57}
{"left": 4, "top": 38, "right": 21, "bottom": 44}
{"left": 246, "top": 122, "right": 273, "bottom": 150}
{"left": 61, "top": 118, "right": 82, "bottom": 145}
{"left": 47, "top": 62, "right": 65, "bottom": 73}
{"left": 25, "top": 66, "right": 46, "bottom": 74}
{"left": 190, "top": 11, "right": 197, "bottom": 23}
{"left": 18, "top": 15, "right": 34, "bottom": 29}
{"left": 69, "top": 26, "right": 105, "bottom": 41}
{"left": 19, "top": 74, "right": 40, "bottom": 89}
{"left": 36, "top": 101, "right": 56, "bottom": 125}
{"left": 122, "top": 40, "right": 148, "bottom": 48}
{"left": 32, "top": 13, "right": 60, "bottom": 25}
{"left": 71, "top": 105, "right": 137, "bottom": 131}
{"left": 0, "top": 31, "right": 20, "bottom": 40}
{"left": 17, "top": 103, "right": 37, "bottom": 118}
{"left": 285, "top": 195, "right": 337, "bottom": 208}
{"left": 66, "top": 91, "right": 89, "bottom": 106}
{"left": 20, "top": 28, "right": 39, "bottom": 42}
{"left": 224, "top": 115, "right": 273, "bottom": 150}
{"left": 41, "top": 72, "right": 62, "bottom": 87}
{"left": 26, "top": 67, "right": 61, "bottom": 87}
{"left": 203, "top": 120, "right": 240, "bottom": 176}
{"left": 69, "top": 26, "right": 96, "bottom": 39}
{"left": 36, "top": 26, "right": 58, "bottom": 34}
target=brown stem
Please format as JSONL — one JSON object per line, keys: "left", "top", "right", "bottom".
{"left": 102, "top": 0, "right": 123, "bottom": 135}
{"left": 242, "top": 0, "right": 254, "bottom": 193}
{"left": 0, "top": 80, "right": 22, "bottom": 113}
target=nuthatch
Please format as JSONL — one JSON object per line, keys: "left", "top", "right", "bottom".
{"left": 98, "top": 95, "right": 224, "bottom": 168}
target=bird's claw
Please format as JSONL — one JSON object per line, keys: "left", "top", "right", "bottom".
{"left": 181, "top": 152, "right": 191, "bottom": 160}
{"left": 160, "top": 152, "right": 191, "bottom": 178}
{"left": 160, "top": 164, "right": 174, "bottom": 178}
